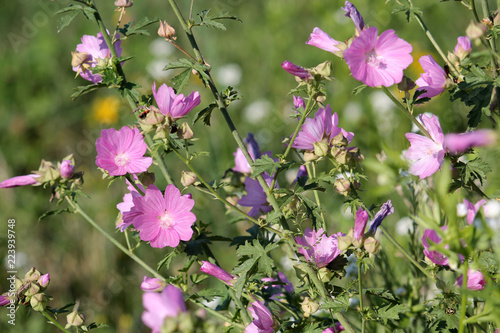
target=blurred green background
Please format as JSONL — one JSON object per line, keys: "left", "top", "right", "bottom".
{"left": 0, "top": 0, "right": 495, "bottom": 332}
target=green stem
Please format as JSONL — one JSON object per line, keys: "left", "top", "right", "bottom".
{"left": 413, "top": 13, "right": 461, "bottom": 79}
{"left": 458, "top": 260, "right": 469, "bottom": 333}
{"left": 66, "top": 197, "right": 166, "bottom": 281}
{"left": 167, "top": 0, "right": 289, "bottom": 230}
{"left": 381, "top": 87, "right": 432, "bottom": 140}
{"left": 228, "top": 289, "right": 252, "bottom": 326}
{"left": 189, "top": 298, "right": 246, "bottom": 329}
{"left": 358, "top": 263, "right": 365, "bottom": 333}
{"left": 306, "top": 163, "right": 326, "bottom": 230}
{"left": 379, "top": 226, "right": 436, "bottom": 282}
{"left": 41, "top": 310, "right": 72, "bottom": 333}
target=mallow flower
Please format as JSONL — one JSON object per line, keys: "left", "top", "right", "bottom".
{"left": 404, "top": 114, "right": 445, "bottom": 179}
{"left": 72, "top": 32, "right": 122, "bottom": 84}
{"left": 463, "top": 199, "right": 486, "bottom": 225}
{"left": 238, "top": 174, "right": 274, "bottom": 217}
{"left": 125, "top": 184, "right": 196, "bottom": 248}
{"left": 95, "top": 126, "right": 153, "bottom": 176}
{"left": 140, "top": 276, "right": 165, "bottom": 292}
{"left": 422, "top": 227, "right": 449, "bottom": 266}
{"left": 415, "top": 55, "right": 448, "bottom": 99}
{"left": 306, "top": 27, "right": 342, "bottom": 54}
{"left": 117, "top": 179, "right": 146, "bottom": 231}
{"left": 295, "top": 228, "right": 343, "bottom": 268}
{"left": 343, "top": 27, "right": 413, "bottom": 87}
{"left": 245, "top": 300, "right": 274, "bottom": 333}
{"left": 200, "top": 261, "right": 236, "bottom": 286}
{"left": 142, "top": 285, "right": 186, "bottom": 333}
{"left": 152, "top": 82, "right": 200, "bottom": 121}
{"left": 443, "top": 129, "right": 496, "bottom": 154}
{"left": 456, "top": 269, "right": 485, "bottom": 290}
{"left": 281, "top": 61, "right": 312, "bottom": 80}
{"left": 233, "top": 133, "right": 271, "bottom": 174}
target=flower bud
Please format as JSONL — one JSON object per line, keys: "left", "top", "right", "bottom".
{"left": 334, "top": 178, "right": 351, "bottom": 196}
{"left": 200, "top": 261, "right": 237, "bottom": 286}
{"left": 37, "top": 273, "right": 50, "bottom": 289}
{"left": 181, "top": 171, "right": 197, "bottom": 187}
{"left": 313, "top": 139, "right": 330, "bottom": 157}
{"left": 60, "top": 160, "right": 74, "bottom": 179}
{"left": 114, "top": 0, "right": 133, "bottom": 7}
{"left": 331, "top": 147, "right": 350, "bottom": 165}
{"left": 303, "top": 151, "right": 319, "bottom": 162}
{"left": 140, "top": 276, "right": 165, "bottom": 292}
{"left": 25, "top": 267, "right": 41, "bottom": 282}
{"left": 363, "top": 237, "right": 381, "bottom": 254}
{"left": 30, "top": 293, "right": 46, "bottom": 312}
{"left": 301, "top": 297, "right": 319, "bottom": 317}
{"left": 66, "top": 310, "right": 85, "bottom": 327}
{"left": 177, "top": 122, "right": 194, "bottom": 139}
{"left": 312, "top": 60, "right": 332, "bottom": 78}
{"left": 158, "top": 20, "right": 176, "bottom": 40}
{"left": 337, "top": 231, "right": 353, "bottom": 251}
{"left": 466, "top": 20, "right": 487, "bottom": 40}
{"left": 318, "top": 267, "right": 333, "bottom": 282}
{"left": 331, "top": 133, "right": 349, "bottom": 147}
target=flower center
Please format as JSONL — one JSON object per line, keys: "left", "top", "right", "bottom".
{"left": 114, "top": 153, "right": 130, "bottom": 166}
{"left": 159, "top": 211, "right": 174, "bottom": 229}
{"left": 366, "top": 50, "right": 387, "bottom": 70}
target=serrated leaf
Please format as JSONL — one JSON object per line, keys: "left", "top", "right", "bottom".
{"left": 71, "top": 83, "right": 105, "bottom": 100}
{"left": 352, "top": 84, "right": 367, "bottom": 95}
{"left": 193, "top": 102, "right": 217, "bottom": 126}
{"left": 157, "top": 250, "right": 176, "bottom": 271}
{"left": 365, "top": 288, "right": 398, "bottom": 302}
{"left": 377, "top": 303, "right": 410, "bottom": 322}
{"left": 320, "top": 298, "right": 349, "bottom": 313}
{"left": 463, "top": 157, "right": 491, "bottom": 185}
{"left": 57, "top": 10, "right": 81, "bottom": 32}
{"left": 170, "top": 68, "right": 192, "bottom": 93}
{"left": 125, "top": 17, "right": 159, "bottom": 36}
{"left": 251, "top": 155, "right": 280, "bottom": 177}
{"left": 196, "top": 10, "right": 241, "bottom": 31}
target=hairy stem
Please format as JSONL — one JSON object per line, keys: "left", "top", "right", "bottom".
{"left": 41, "top": 310, "right": 72, "bottom": 333}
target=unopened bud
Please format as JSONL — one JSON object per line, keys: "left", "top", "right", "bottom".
{"left": 363, "top": 237, "right": 380, "bottom": 254}
{"left": 466, "top": 20, "right": 487, "bottom": 40}
{"left": 303, "top": 151, "right": 319, "bottom": 162}
{"left": 60, "top": 160, "right": 74, "bottom": 179}
{"left": 30, "top": 293, "right": 46, "bottom": 312}
{"left": 313, "top": 139, "right": 330, "bottom": 157}
{"left": 332, "top": 147, "right": 350, "bottom": 165}
{"left": 338, "top": 233, "right": 353, "bottom": 251}
{"left": 25, "top": 282, "right": 41, "bottom": 297}
{"left": 114, "top": 0, "right": 133, "bottom": 7}
{"left": 313, "top": 60, "right": 332, "bottom": 78}
{"left": 181, "top": 171, "right": 197, "bottom": 187}
{"left": 25, "top": 267, "right": 41, "bottom": 282}
{"left": 331, "top": 132, "right": 349, "bottom": 147}
{"left": 158, "top": 20, "right": 176, "bottom": 40}
{"left": 318, "top": 267, "right": 333, "bottom": 282}
{"left": 66, "top": 310, "right": 85, "bottom": 327}
{"left": 334, "top": 178, "right": 351, "bottom": 196}
{"left": 139, "top": 106, "right": 165, "bottom": 125}
{"left": 37, "top": 274, "right": 50, "bottom": 289}
{"left": 301, "top": 297, "right": 320, "bottom": 317}
{"left": 177, "top": 122, "right": 194, "bottom": 139}
{"left": 397, "top": 75, "right": 416, "bottom": 92}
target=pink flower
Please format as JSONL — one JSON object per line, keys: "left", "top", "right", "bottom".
{"left": 343, "top": 27, "right": 413, "bottom": 87}
{"left": 353, "top": 207, "right": 369, "bottom": 242}
{"left": 239, "top": 175, "right": 274, "bottom": 217}
{"left": 117, "top": 180, "right": 145, "bottom": 231}
{"left": 456, "top": 269, "right": 485, "bottom": 290}
{"left": 281, "top": 61, "right": 312, "bottom": 80}
{"left": 142, "top": 285, "right": 186, "bottom": 333}
{"left": 127, "top": 184, "right": 196, "bottom": 248}
{"left": 295, "top": 228, "right": 343, "bottom": 268}
{"left": 443, "top": 129, "right": 496, "bottom": 154}
{"left": 0, "top": 174, "right": 40, "bottom": 188}
{"left": 415, "top": 55, "right": 448, "bottom": 99}
{"left": 404, "top": 114, "right": 445, "bottom": 179}
{"left": 200, "top": 261, "right": 236, "bottom": 286}
{"left": 292, "top": 105, "right": 352, "bottom": 153}
{"left": 233, "top": 133, "right": 270, "bottom": 174}
{"left": 37, "top": 273, "right": 50, "bottom": 288}
{"left": 306, "top": 27, "right": 342, "bottom": 54}
{"left": 72, "top": 32, "right": 122, "bottom": 84}
{"left": 323, "top": 323, "right": 345, "bottom": 333}
{"left": 141, "top": 276, "right": 165, "bottom": 292}
{"left": 0, "top": 295, "right": 11, "bottom": 306}
{"left": 245, "top": 300, "right": 274, "bottom": 333}
{"left": 342, "top": 1, "right": 365, "bottom": 33}
{"left": 454, "top": 36, "right": 472, "bottom": 59}
{"left": 95, "top": 126, "right": 153, "bottom": 176}
{"left": 463, "top": 199, "right": 486, "bottom": 225}
{"left": 60, "top": 160, "right": 74, "bottom": 179}
{"left": 152, "top": 82, "right": 200, "bottom": 121}
{"left": 293, "top": 96, "right": 305, "bottom": 111}
{"left": 422, "top": 227, "right": 449, "bottom": 266}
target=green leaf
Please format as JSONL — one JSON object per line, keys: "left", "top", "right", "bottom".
{"left": 195, "top": 10, "right": 242, "bottom": 31}
{"left": 157, "top": 250, "right": 176, "bottom": 271}
{"left": 377, "top": 303, "right": 410, "bottom": 323}
{"left": 464, "top": 157, "right": 491, "bottom": 185}
{"left": 170, "top": 68, "right": 192, "bottom": 93}
{"left": 122, "top": 17, "right": 159, "bottom": 36}
{"left": 251, "top": 155, "right": 280, "bottom": 177}
{"left": 57, "top": 10, "right": 81, "bottom": 32}
{"left": 365, "top": 288, "right": 398, "bottom": 302}
{"left": 193, "top": 102, "right": 217, "bottom": 126}
{"left": 39, "top": 208, "right": 71, "bottom": 221}
{"left": 320, "top": 297, "right": 349, "bottom": 313}
{"left": 352, "top": 84, "right": 367, "bottom": 95}
{"left": 71, "top": 83, "right": 106, "bottom": 100}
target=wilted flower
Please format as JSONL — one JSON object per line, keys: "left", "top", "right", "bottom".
{"left": 261, "top": 272, "right": 293, "bottom": 299}
{"left": 95, "top": 126, "right": 153, "bottom": 176}
{"left": 152, "top": 82, "right": 200, "bottom": 121}
{"left": 142, "top": 285, "right": 187, "bottom": 333}
{"left": 245, "top": 300, "right": 274, "bottom": 333}
{"left": 200, "top": 261, "right": 236, "bottom": 286}
{"left": 295, "top": 228, "right": 343, "bottom": 268}
{"left": 456, "top": 269, "right": 485, "bottom": 290}
{"left": 342, "top": 1, "right": 365, "bottom": 33}
{"left": 368, "top": 200, "right": 395, "bottom": 234}
{"left": 0, "top": 174, "right": 40, "bottom": 188}
{"left": 125, "top": 184, "right": 196, "bottom": 248}
{"left": 72, "top": 32, "right": 122, "bottom": 84}
{"left": 343, "top": 27, "right": 413, "bottom": 87}
{"left": 415, "top": 55, "right": 448, "bottom": 99}
{"left": 281, "top": 60, "right": 312, "bottom": 80}
{"left": 238, "top": 175, "right": 273, "bottom": 217}
{"left": 404, "top": 114, "right": 445, "bottom": 179}
{"left": 141, "top": 276, "right": 165, "bottom": 292}
{"left": 158, "top": 20, "right": 176, "bottom": 40}
{"left": 443, "top": 129, "right": 496, "bottom": 154}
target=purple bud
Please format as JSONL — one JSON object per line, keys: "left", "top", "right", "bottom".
{"left": 454, "top": 36, "right": 472, "bottom": 59}
{"left": 281, "top": 61, "right": 312, "bottom": 80}
{"left": 140, "top": 276, "right": 165, "bottom": 292}
{"left": 293, "top": 96, "right": 305, "bottom": 111}
{"left": 200, "top": 261, "right": 236, "bottom": 286}
{"left": 368, "top": 200, "right": 394, "bottom": 234}
{"left": 0, "top": 295, "right": 10, "bottom": 306}
{"left": 353, "top": 207, "right": 369, "bottom": 242}
{"left": 342, "top": 1, "right": 365, "bottom": 33}
{"left": 37, "top": 273, "right": 50, "bottom": 288}
{"left": 0, "top": 174, "right": 40, "bottom": 188}
{"left": 60, "top": 160, "right": 74, "bottom": 179}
